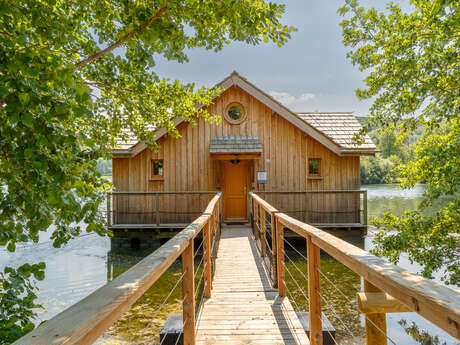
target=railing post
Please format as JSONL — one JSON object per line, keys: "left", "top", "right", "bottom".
{"left": 364, "top": 280, "right": 387, "bottom": 345}
{"left": 307, "top": 235, "right": 323, "bottom": 345}
{"left": 204, "top": 220, "right": 212, "bottom": 299}
{"left": 253, "top": 201, "right": 259, "bottom": 239}
{"left": 271, "top": 212, "right": 278, "bottom": 287}
{"left": 107, "top": 192, "right": 111, "bottom": 227}
{"left": 251, "top": 195, "right": 254, "bottom": 228}
{"left": 260, "top": 208, "right": 266, "bottom": 257}
{"left": 155, "top": 193, "right": 160, "bottom": 226}
{"left": 182, "top": 239, "right": 195, "bottom": 345}
{"left": 363, "top": 191, "right": 368, "bottom": 226}
{"left": 276, "top": 217, "right": 285, "bottom": 297}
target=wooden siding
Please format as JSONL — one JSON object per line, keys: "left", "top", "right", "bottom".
{"left": 112, "top": 86, "right": 360, "bottom": 222}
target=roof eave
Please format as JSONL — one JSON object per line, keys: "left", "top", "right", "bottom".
{"left": 339, "top": 149, "right": 377, "bottom": 156}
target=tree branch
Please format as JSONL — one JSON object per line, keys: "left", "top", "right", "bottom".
{"left": 73, "top": 7, "right": 167, "bottom": 70}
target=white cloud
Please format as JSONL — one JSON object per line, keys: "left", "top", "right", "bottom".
{"left": 268, "top": 91, "right": 297, "bottom": 105}
{"left": 299, "top": 93, "right": 315, "bottom": 101}
{"left": 268, "top": 90, "right": 315, "bottom": 106}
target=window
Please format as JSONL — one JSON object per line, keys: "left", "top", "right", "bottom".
{"left": 151, "top": 159, "right": 164, "bottom": 179}
{"left": 308, "top": 158, "right": 321, "bottom": 176}
{"left": 224, "top": 102, "right": 246, "bottom": 124}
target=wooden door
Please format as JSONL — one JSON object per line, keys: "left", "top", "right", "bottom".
{"left": 223, "top": 160, "right": 248, "bottom": 219}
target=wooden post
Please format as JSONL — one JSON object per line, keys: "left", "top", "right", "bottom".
{"left": 271, "top": 212, "right": 278, "bottom": 287}
{"left": 364, "top": 280, "right": 387, "bottom": 345}
{"left": 260, "top": 208, "right": 266, "bottom": 257}
{"left": 182, "top": 239, "right": 195, "bottom": 345}
{"left": 251, "top": 197, "right": 255, "bottom": 228}
{"left": 307, "top": 235, "right": 323, "bottom": 345}
{"left": 155, "top": 193, "right": 160, "bottom": 226}
{"left": 204, "top": 221, "right": 212, "bottom": 299}
{"left": 363, "top": 191, "right": 368, "bottom": 226}
{"left": 276, "top": 218, "right": 285, "bottom": 297}
{"left": 253, "top": 201, "right": 259, "bottom": 239}
{"left": 107, "top": 193, "right": 111, "bottom": 227}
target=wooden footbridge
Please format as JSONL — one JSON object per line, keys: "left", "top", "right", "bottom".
{"left": 16, "top": 193, "right": 460, "bottom": 345}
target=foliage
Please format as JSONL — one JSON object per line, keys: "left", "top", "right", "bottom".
{"left": 360, "top": 128, "right": 413, "bottom": 184}
{"left": 0, "top": 0, "right": 294, "bottom": 341}
{"left": 360, "top": 155, "right": 395, "bottom": 185}
{"left": 0, "top": 263, "right": 45, "bottom": 344}
{"left": 398, "top": 320, "right": 447, "bottom": 345}
{"left": 339, "top": 0, "right": 460, "bottom": 285}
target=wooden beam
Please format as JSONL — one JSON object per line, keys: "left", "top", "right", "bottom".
{"left": 249, "top": 192, "right": 278, "bottom": 214}
{"left": 260, "top": 208, "right": 266, "bottom": 257}
{"left": 271, "top": 213, "right": 278, "bottom": 287}
{"left": 203, "top": 193, "right": 222, "bottom": 215}
{"left": 204, "top": 222, "right": 212, "bottom": 299}
{"left": 276, "top": 212, "right": 460, "bottom": 340}
{"left": 182, "top": 239, "right": 195, "bottom": 345}
{"left": 364, "top": 281, "right": 387, "bottom": 345}
{"left": 357, "top": 292, "right": 413, "bottom": 314}
{"left": 276, "top": 218, "right": 285, "bottom": 297}
{"left": 307, "top": 235, "right": 323, "bottom": 345}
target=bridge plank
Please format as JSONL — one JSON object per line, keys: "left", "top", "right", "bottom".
{"left": 196, "top": 225, "right": 310, "bottom": 345}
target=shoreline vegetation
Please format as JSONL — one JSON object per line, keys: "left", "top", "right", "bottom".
{"left": 356, "top": 117, "right": 420, "bottom": 185}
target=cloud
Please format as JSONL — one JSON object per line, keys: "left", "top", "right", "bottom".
{"left": 268, "top": 90, "right": 315, "bottom": 106}
{"left": 299, "top": 93, "right": 315, "bottom": 101}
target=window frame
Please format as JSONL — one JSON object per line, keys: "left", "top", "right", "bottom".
{"left": 224, "top": 102, "right": 246, "bottom": 124}
{"left": 308, "top": 158, "right": 322, "bottom": 178}
{"left": 150, "top": 159, "right": 164, "bottom": 180}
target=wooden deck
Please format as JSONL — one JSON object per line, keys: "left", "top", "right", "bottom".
{"left": 196, "top": 225, "right": 310, "bottom": 345}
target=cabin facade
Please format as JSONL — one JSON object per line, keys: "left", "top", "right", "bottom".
{"left": 110, "top": 72, "right": 375, "bottom": 239}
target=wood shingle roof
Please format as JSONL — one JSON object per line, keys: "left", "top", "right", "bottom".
{"left": 297, "top": 112, "right": 375, "bottom": 150}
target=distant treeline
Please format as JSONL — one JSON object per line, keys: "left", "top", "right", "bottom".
{"left": 96, "top": 159, "right": 112, "bottom": 176}
{"left": 357, "top": 117, "right": 421, "bottom": 184}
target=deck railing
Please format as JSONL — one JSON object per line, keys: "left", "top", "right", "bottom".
{"left": 256, "top": 190, "right": 368, "bottom": 227}
{"left": 250, "top": 192, "right": 460, "bottom": 345}
{"left": 107, "top": 191, "right": 218, "bottom": 227}
{"left": 15, "top": 193, "right": 222, "bottom": 345}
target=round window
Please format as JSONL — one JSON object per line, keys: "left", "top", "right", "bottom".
{"left": 224, "top": 102, "right": 246, "bottom": 124}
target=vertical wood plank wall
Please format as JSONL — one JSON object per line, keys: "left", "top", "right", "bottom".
{"left": 112, "top": 86, "right": 360, "bottom": 222}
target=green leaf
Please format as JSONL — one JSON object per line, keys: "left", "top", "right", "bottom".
{"left": 21, "top": 113, "right": 34, "bottom": 128}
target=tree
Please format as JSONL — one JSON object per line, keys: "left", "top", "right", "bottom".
{"left": 0, "top": 1, "right": 295, "bottom": 341}
{"left": 339, "top": 0, "right": 459, "bottom": 285}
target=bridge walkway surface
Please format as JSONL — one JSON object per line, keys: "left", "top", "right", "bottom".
{"left": 195, "top": 224, "right": 310, "bottom": 345}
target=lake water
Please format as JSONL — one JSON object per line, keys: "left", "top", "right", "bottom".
{"left": 0, "top": 184, "right": 458, "bottom": 344}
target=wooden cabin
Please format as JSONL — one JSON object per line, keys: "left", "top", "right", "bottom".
{"left": 110, "top": 72, "right": 376, "bottom": 244}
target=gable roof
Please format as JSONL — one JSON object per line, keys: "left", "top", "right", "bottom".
{"left": 113, "top": 71, "right": 376, "bottom": 157}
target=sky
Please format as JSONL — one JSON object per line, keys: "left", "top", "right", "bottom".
{"left": 153, "top": 0, "right": 375, "bottom": 116}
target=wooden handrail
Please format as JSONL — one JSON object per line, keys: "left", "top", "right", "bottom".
{"left": 276, "top": 211, "right": 460, "bottom": 340}
{"left": 249, "top": 192, "right": 278, "bottom": 213}
{"left": 254, "top": 189, "right": 366, "bottom": 194}
{"left": 109, "top": 191, "right": 219, "bottom": 195}
{"left": 203, "top": 193, "right": 222, "bottom": 215}
{"left": 16, "top": 194, "right": 222, "bottom": 345}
